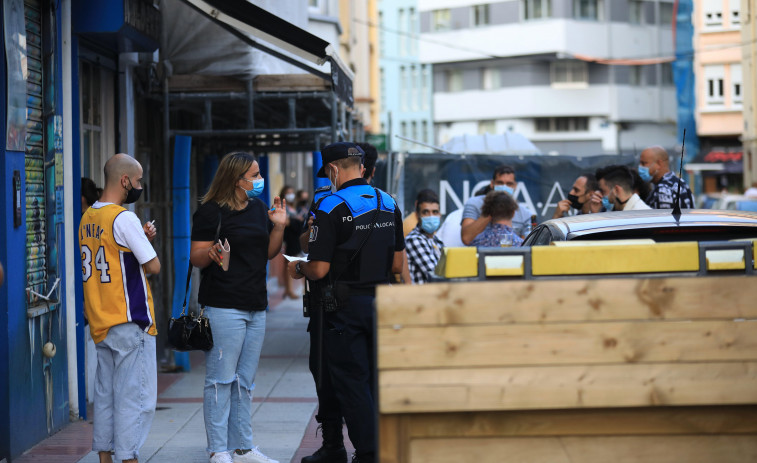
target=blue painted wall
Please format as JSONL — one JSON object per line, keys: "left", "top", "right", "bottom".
{"left": 673, "top": 0, "right": 699, "bottom": 169}
{"left": 1, "top": 1, "right": 71, "bottom": 459}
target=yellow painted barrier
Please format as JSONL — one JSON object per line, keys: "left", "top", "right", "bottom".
{"left": 532, "top": 242, "right": 700, "bottom": 276}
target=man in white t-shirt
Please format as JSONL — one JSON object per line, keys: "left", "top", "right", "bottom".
{"left": 79, "top": 153, "right": 159, "bottom": 463}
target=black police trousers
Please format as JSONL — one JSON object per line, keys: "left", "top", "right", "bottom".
{"left": 323, "top": 294, "right": 377, "bottom": 459}
{"left": 308, "top": 305, "right": 342, "bottom": 424}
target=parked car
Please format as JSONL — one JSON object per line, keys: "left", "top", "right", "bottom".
{"left": 523, "top": 209, "right": 757, "bottom": 246}
{"left": 698, "top": 193, "right": 757, "bottom": 211}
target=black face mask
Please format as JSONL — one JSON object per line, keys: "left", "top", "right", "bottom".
{"left": 567, "top": 193, "right": 583, "bottom": 210}
{"left": 124, "top": 177, "right": 143, "bottom": 204}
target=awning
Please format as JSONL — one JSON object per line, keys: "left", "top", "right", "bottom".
{"left": 179, "top": 0, "right": 354, "bottom": 106}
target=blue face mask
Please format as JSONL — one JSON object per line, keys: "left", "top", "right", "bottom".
{"left": 638, "top": 165, "right": 652, "bottom": 183}
{"left": 242, "top": 178, "right": 265, "bottom": 200}
{"left": 494, "top": 184, "right": 514, "bottom": 195}
{"left": 420, "top": 215, "right": 441, "bottom": 234}
{"left": 601, "top": 196, "right": 614, "bottom": 211}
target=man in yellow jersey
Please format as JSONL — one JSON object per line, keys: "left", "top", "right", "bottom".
{"left": 79, "top": 153, "right": 160, "bottom": 463}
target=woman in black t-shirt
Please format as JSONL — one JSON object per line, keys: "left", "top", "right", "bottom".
{"left": 190, "top": 152, "right": 285, "bottom": 463}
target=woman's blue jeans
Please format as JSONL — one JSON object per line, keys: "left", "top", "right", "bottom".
{"left": 203, "top": 306, "right": 266, "bottom": 453}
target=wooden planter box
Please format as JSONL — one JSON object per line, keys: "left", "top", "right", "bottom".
{"left": 377, "top": 276, "right": 757, "bottom": 463}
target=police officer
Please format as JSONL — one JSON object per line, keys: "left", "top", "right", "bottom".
{"left": 289, "top": 142, "right": 405, "bottom": 463}
{"left": 297, "top": 183, "right": 346, "bottom": 463}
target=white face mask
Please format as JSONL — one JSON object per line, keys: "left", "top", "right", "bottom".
{"left": 285, "top": 193, "right": 295, "bottom": 203}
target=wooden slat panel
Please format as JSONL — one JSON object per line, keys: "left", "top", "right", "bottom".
{"left": 379, "top": 362, "right": 757, "bottom": 413}
{"left": 382, "top": 406, "right": 757, "bottom": 438}
{"left": 408, "top": 435, "right": 757, "bottom": 463}
{"left": 376, "top": 276, "right": 757, "bottom": 327}
{"left": 379, "top": 320, "right": 757, "bottom": 369}
{"left": 253, "top": 74, "right": 330, "bottom": 92}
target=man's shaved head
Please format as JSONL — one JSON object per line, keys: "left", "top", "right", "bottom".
{"left": 644, "top": 146, "right": 669, "bottom": 163}
{"left": 104, "top": 153, "right": 141, "bottom": 186}
{"left": 639, "top": 146, "right": 671, "bottom": 183}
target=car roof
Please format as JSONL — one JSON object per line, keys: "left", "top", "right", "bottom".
{"left": 542, "top": 209, "right": 757, "bottom": 239}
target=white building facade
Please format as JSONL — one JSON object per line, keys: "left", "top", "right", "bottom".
{"left": 419, "top": 0, "right": 679, "bottom": 155}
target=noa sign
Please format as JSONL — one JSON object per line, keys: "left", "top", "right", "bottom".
{"left": 399, "top": 153, "right": 637, "bottom": 221}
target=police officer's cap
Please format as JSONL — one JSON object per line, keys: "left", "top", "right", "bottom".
{"left": 317, "top": 142, "right": 365, "bottom": 178}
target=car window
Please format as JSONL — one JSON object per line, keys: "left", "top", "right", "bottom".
{"left": 525, "top": 225, "right": 554, "bottom": 246}
{"left": 569, "top": 226, "right": 757, "bottom": 243}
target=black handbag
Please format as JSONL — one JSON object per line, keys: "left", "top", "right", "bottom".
{"left": 167, "top": 265, "right": 214, "bottom": 351}
{"left": 168, "top": 213, "right": 221, "bottom": 352}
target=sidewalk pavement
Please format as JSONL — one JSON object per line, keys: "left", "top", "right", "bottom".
{"left": 14, "top": 285, "right": 354, "bottom": 463}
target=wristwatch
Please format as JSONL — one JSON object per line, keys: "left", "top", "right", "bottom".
{"left": 295, "top": 261, "right": 303, "bottom": 275}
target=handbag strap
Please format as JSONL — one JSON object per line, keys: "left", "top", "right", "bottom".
{"left": 182, "top": 211, "right": 222, "bottom": 316}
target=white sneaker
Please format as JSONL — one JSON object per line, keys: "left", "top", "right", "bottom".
{"left": 210, "top": 451, "right": 234, "bottom": 463}
{"left": 232, "top": 446, "right": 279, "bottom": 463}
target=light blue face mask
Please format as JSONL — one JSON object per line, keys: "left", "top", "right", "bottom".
{"left": 420, "top": 215, "right": 441, "bottom": 234}
{"left": 494, "top": 184, "right": 514, "bottom": 195}
{"left": 601, "top": 196, "right": 614, "bottom": 211}
{"left": 242, "top": 178, "right": 265, "bottom": 199}
{"left": 638, "top": 165, "right": 653, "bottom": 183}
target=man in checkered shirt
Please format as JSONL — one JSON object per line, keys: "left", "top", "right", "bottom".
{"left": 405, "top": 189, "right": 444, "bottom": 284}
{"left": 639, "top": 146, "right": 695, "bottom": 209}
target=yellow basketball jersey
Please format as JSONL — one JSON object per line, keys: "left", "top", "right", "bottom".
{"left": 79, "top": 204, "right": 156, "bottom": 343}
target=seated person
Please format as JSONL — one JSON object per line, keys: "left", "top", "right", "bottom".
{"left": 592, "top": 165, "right": 651, "bottom": 211}
{"left": 405, "top": 189, "right": 444, "bottom": 284}
{"left": 471, "top": 191, "right": 523, "bottom": 247}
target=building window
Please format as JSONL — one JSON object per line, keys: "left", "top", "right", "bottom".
{"left": 659, "top": 2, "right": 674, "bottom": 26}
{"left": 380, "top": 67, "right": 386, "bottom": 111}
{"left": 535, "top": 117, "right": 589, "bottom": 132}
{"left": 731, "top": 3, "right": 740, "bottom": 26}
{"left": 401, "top": 66, "right": 409, "bottom": 110}
{"left": 379, "top": 11, "right": 385, "bottom": 57}
{"left": 411, "top": 65, "right": 419, "bottom": 110}
{"left": 308, "top": 0, "right": 323, "bottom": 13}
{"left": 523, "top": 0, "right": 552, "bottom": 20}
{"left": 478, "top": 120, "right": 497, "bottom": 135}
{"left": 447, "top": 69, "right": 464, "bottom": 92}
{"left": 703, "top": 0, "right": 722, "bottom": 28}
{"left": 409, "top": 7, "right": 418, "bottom": 55}
{"left": 551, "top": 61, "right": 588, "bottom": 86}
{"left": 398, "top": 9, "right": 406, "bottom": 55}
{"left": 421, "top": 65, "right": 430, "bottom": 109}
{"left": 661, "top": 62, "right": 673, "bottom": 85}
{"left": 731, "top": 63, "right": 742, "bottom": 105}
{"left": 422, "top": 120, "right": 429, "bottom": 144}
{"left": 629, "top": 0, "right": 643, "bottom": 24}
{"left": 400, "top": 121, "right": 408, "bottom": 150}
{"left": 473, "top": 4, "right": 490, "bottom": 26}
{"left": 704, "top": 64, "right": 725, "bottom": 105}
{"left": 432, "top": 9, "right": 451, "bottom": 31}
{"left": 629, "top": 65, "right": 643, "bottom": 86}
{"left": 574, "top": 0, "right": 603, "bottom": 20}
{"left": 482, "top": 67, "right": 501, "bottom": 90}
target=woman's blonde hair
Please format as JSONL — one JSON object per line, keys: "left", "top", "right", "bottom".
{"left": 201, "top": 152, "right": 257, "bottom": 209}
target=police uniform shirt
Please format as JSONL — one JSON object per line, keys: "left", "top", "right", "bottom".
{"left": 301, "top": 185, "right": 332, "bottom": 234}
{"left": 79, "top": 201, "right": 157, "bottom": 343}
{"left": 308, "top": 178, "right": 405, "bottom": 288}
{"left": 646, "top": 171, "right": 694, "bottom": 209}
